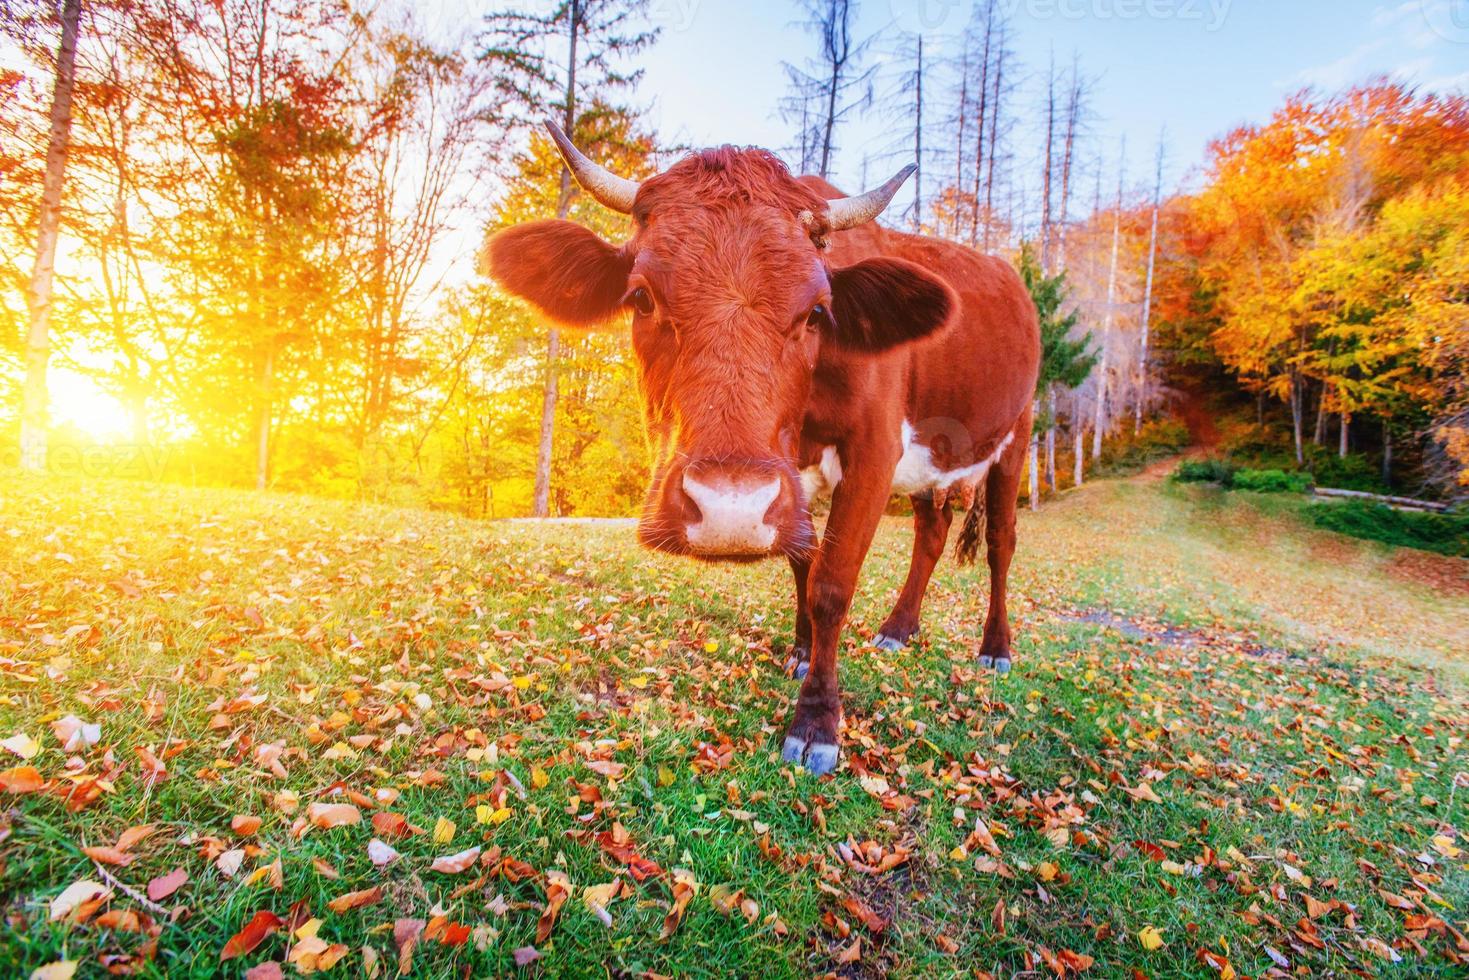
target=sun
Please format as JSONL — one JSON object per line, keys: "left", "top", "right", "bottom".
{"left": 48, "top": 368, "right": 134, "bottom": 443}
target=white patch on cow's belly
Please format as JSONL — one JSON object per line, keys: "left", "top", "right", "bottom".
{"left": 891, "top": 421, "right": 1014, "bottom": 496}
{"left": 800, "top": 445, "right": 843, "bottom": 501}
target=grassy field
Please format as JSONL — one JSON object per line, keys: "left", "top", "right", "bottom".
{"left": 0, "top": 470, "right": 1466, "bottom": 978}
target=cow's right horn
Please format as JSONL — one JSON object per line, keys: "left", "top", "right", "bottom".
{"left": 543, "top": 120, "right": 641, "bottom": 214}
{"left": 826, "top": 164, "right": 917, "bottom": 230}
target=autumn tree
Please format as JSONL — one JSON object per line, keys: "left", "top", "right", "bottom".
{"left": 17, "top": 0, "right": 81, "bottom": 472}
{"left": 479, "top": 0, "right": 658, "bottom": 517}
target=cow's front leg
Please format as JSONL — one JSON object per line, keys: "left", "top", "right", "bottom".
{"left": 781, "top": 444, "right": 897, "bottom": 775}
{"left": 784, "top": 554, "right": 813, "bottom": 679}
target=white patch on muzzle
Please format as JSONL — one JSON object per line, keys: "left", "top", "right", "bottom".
{"left": 682, "top": 473, "right": 781, "bottom": 555}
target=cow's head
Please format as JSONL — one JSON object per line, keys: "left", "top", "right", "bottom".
{"left": 486, "top": 123, "right": 955, "bottom": 561}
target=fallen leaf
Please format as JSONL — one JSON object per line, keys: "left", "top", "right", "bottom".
{"left": 49, "top": 880, "right": 111, "bottom": 922}
{"left": 28, "top": 962, "right": 77, "bottom": 980}
{"left": 220, "top": 910, "right": 284, "bottom": 960}
{"left": 326, "top": 887, "right": 382, "bottom": 914}
{"left": 216, "top": 848, "right": 246, "bottom": 877}
{"left": 305, "top": 802, "right": 361, "bottom": 830}
{"left": 51, "top": 715, "right": 100, "bottom": 752}
{"left": 2, "top": 732, "right": 40, "bottom": 760}
{"left": 430, "top": 846, "right": 480, "bottom": 874}
{"left": 661, "top": 868, "right": 698, "bottom": 940}
{"left": 0, "top": 765, "right": 45, "bottom": 793}
{"left": 537, "top": 869, "right": 571, "bottom": 942}
{"left": 394, "top": 918, "right": 425, "bottom": 975}
{"left": 232, "top": 814, "right": 263, "bottom": 836}
{"left": 1138, "top": 925, "right": 1165, "bottom": 950}
{"left": 146, "top": 868, "right": 188, "bottom": 902}
{"left": 366, "top": 838, "right": 400, "bottom": 867}
{"left": 512, "top": 946, "right": 541, "bottom": 967}
{"left": 582, "top": 880, "right": 623, "bottom": 926}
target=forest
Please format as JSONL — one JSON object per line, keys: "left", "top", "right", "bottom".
{"left": 2, "top": 0, "right": 1466, "bottom": 514}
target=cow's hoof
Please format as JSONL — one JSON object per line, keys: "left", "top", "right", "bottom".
{"left": 978, "top": 654, "right": 1012, "bottom": 675}
{"left": 783, "top": 646, "right": 810, "bottom": 680}
{"left": 872, "top": 633, "right": 907, "bottom": 652}
{"left": 781, "top": 735, "right": 840, "bottom": 776}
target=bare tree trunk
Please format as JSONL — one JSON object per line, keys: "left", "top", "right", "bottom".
{"left": 1044, "top": 424, "right": 1056, "bottom": 491}
{"left": 1092, "top": 137, "right": 1124, "bottom": 461}
{"left": 1382, "top": 426, "right": 1392, "bottom": 486}
{"left": 968, "top": 2, "right": 993, "bottom": 245}
{"left": 982, "top": 20, "right": 1004, "bottom": 253}
{"left": 1039, "top": 52, "right": 1055, "bottom": 272}
{"left": 953, "top": 42, "right": 967, "bottom": 240}
{"left": 1290, "top": 370, "right": 1305, "bottom": 466}
{"left": 1313, "top": 383, "right": 1327, "bottom": 445}
{"left": 1338, "top": 413, "right": 1349, "bottom": 458}
{"left": 912, "top": 34, "right": 922, "bottom": 232}
{"left": 1135, "top": 134, "right": 1163, "bottom": 435}
{"left": 1072, "top": 411, "right": 1084, "bottom": 487}
{"left": 1028, "top": 400, "right": 1039, "bottom": 511}
{"left": 1056, "top": 57, "right": 1082, "bottom": 271}
{"left": 19, "top": 0, "right": 83, "bottom": 473}
{"left": 532, "top": 0, "right": 581, "bottom": 517}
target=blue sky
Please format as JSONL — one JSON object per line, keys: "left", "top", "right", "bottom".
{"left": 627, "top": 0, "right": 1469, "bottom": 204}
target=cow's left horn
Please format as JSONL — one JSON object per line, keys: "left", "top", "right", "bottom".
{"left": 825, "top": 164, "right": 917, "bottom": 230}
{"left": 543, "top": 119, "right": 641, "bottom": 214}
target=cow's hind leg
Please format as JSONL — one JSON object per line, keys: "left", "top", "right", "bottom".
{"left": 873, "top": 494, "right": 953, "bottom": 650}
{"left": 784, "top": 554, "right": 813, "bottom": 679}
{"left": 978, "top": 412, "right": 1030, "bottom": 674}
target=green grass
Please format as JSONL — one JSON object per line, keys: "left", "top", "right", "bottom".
{"left": 0, "top": 470, "right": 1466, "bottom": 977}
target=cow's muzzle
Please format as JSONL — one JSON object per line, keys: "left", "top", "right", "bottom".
{"left": 641, "top": 458, "right": 805, "bottom": 561}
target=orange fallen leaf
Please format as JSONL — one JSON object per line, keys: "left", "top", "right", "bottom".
{"left": 220, "top": 910, "right": 284, "bottom": 960}
{"left": 326, "top": 887, "right": 383, "bottom": 914}
{"left": 660, "top": 868, "right": 698, "bottom": 940}
{"left": 232, "top": 814, "right": 262, "bottom": 836}
{"left": 0, "top": 765, "right": 44, "bottom": 794}
{"left": 305, "top": 802, "right": 361, "bottom": 830}
{"left": 537, "top": 870, "right": 571, "bottom": 942}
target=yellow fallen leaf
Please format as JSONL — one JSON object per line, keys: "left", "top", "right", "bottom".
{"left": 531, "top": 768, "right": 549, "bottom": 790}
{"left": 29, "top": 961, "right": 77, "bottom": 980}
{"left": 433, "top": 817, "right": 456, "bottom": 844}
{"left": 2, "top": 732, "right": 40, "bottom": 760}
{"left": 1139, "top": 926, "right": 1165, "bottom": 951}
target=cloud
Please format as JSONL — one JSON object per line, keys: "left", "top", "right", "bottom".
{"left": 1288, "top": 2, "right": 1467, "bottom": 92}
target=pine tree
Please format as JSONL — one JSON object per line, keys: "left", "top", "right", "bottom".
{"left": 1019, "top": 241, "right": 1097, "bottom": 508}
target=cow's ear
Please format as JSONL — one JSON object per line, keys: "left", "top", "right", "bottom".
{"left": 482, "top": 220, "right": 632, "bottom": 327}
{"left": 827, "top": 257, "right": 956, "bottom": 351}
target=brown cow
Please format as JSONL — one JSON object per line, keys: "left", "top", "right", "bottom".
{"left": 487, "top": 123, "right": 1039, "bottom": 774}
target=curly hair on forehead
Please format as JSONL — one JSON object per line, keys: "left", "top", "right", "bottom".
{"left": 632, "top": 147, "right": 832, "bottom": 226}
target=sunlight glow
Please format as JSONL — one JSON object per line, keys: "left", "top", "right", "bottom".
{"left": 49, "top": 369, "right": 132, "bottom": 442}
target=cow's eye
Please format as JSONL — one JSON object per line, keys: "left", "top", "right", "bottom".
{"left": 626, "top": 287, "right": 655, "bottom": 318}
{"left": 806, "top": 304, "right": 832, "bottom": 330}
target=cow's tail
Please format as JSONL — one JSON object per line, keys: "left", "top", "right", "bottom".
{"left": 954, "top": 496, "right": 987, "bottom": 566}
